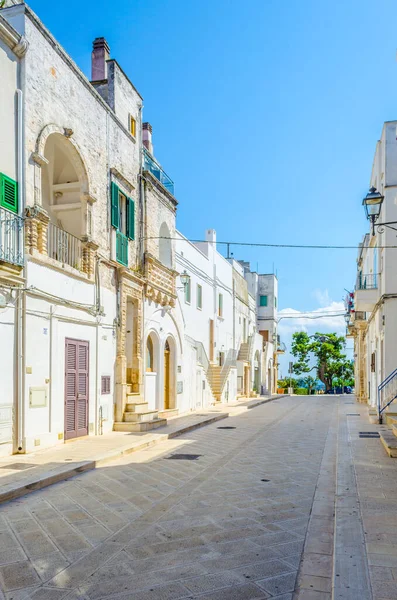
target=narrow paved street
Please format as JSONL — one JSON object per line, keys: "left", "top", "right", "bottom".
{"left": 0, "top": 396, "right": 394, "bottom": 600}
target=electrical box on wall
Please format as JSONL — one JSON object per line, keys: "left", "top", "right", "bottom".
{"left": 29, "top": 387, "right": 47, "bottom": 408}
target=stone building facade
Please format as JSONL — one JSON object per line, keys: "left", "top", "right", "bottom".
{"left": 0, "top": 1, "right": 280, "bottom": 455}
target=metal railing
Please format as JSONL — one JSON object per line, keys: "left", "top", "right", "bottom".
{"left": 47, "top": 222, "right": 82, "bottom": 270}
{"left": 356, "top": 273, "right": 378, "bottom": 290}
{"left": 378, "top": 368, "right": 397, "bottom": 421}
{"left": 143, "top": 148, "right": 174, "bottom": 195}
{"left": 0, "top": 207, "right": 23, "bottom": 266}
{"left": 219, "top": 349, "right": 238, "bottom": 390}
{"left": 195, "top": 340, "right": 209, "bottom": 373}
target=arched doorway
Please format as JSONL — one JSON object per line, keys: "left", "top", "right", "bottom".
{"left": 163, "top": 336, "right": 176, "bottom": 410}
{"left": 144, "top": 332, "right": 159, "bottom": 410}
{"left": 254, "top": 350, "right": 261, "bottom": 393}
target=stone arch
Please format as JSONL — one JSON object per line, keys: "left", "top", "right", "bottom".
{"left": 36, "top": 124, "right": 90, "bottom": 195}
{"left": 159, "top": 221, "right": 172, "bottom": 268}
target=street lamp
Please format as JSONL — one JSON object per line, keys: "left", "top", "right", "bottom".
{"left": 362, "top": 187, "right": 384, "bottom": 236}
{"left": 179, "top": 270, "right": 190, "bottom": 289}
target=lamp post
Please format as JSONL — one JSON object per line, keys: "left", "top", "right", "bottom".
{"left": 362, "top": 187, "right": 384, "bottom": 236}
{"left": 179, "top": 270, "right": 190, "bottom": 290}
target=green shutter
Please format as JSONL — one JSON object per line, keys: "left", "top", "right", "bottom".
{"left": 0, "top": 173, "right": 18, "bottom": 214}
{"left": 260, "top": 295, "right": 268, "bottom": 307}
{"left": 126, "top": 197, "right": 135, "bottom": 240}
{"left": 111, "top": 182, "right": 119, "bottom": 229}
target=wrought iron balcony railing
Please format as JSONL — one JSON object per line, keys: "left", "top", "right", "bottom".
{"left": 356, "top": 273, "right": 378, "bottom": 290}
{"left": 47, "top": 222, "right": 82, "bottom": 270}
{"left": 143, "top": 148, "right": 174, "bottom": 195}
{"left": 0, "top": 207, "right": 24, "bottom": 266}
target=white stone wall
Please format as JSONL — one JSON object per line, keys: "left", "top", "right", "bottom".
{"left": 0, "top": 38, "right": 18, "bottom": 181}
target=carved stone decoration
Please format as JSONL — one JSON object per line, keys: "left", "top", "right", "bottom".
{"left": 25, "top": 206, "right": 49, "bottom": 255}
{"left": 81, "top": 239, "right": 99, "bottom": 277}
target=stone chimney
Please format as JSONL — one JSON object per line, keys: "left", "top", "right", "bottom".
{"left": 91, "top": 37, "right": 110, "bottom": 81}
{"left": 205, "top": 229, "right": 217, "bottom": 249}
{"left": 142, "top": 122, "right": 153, "bottom": 154}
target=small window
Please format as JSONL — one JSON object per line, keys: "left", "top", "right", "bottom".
{"left": 197, "top": 284, "right": 202, "bottom": 309}
{"left": 129, "top": 115, "right": 136, "bottom": 138}
{"left": 218, "top": 293, "right": 223, "bottom": 317}
{"left": 185, "top": 278, "right": 191, "bottom": 304}
{"left": 260, "top": 295, "right": 268, "bottom": 307}
{"left": 275, "top": 297, "right": 277, "bottom": 308}
{"left": 101, "top": 376, "right": 111, "bottom": 395}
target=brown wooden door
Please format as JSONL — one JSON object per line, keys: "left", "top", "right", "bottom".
{"left": 65, "top": 338, "right": 89, "bottom": 440}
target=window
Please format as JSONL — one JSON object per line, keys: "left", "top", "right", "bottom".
{"left": 146, "top": 336, "right": 154, "bottom": 372}
{"left": 118, "top": 191, "right": 127, "bottom": 235}
{"left": 184, "top": 277, "right": 191, "bottom": 304}
{"left": 275, "top": 297, "right": 277, "bottom": 308}
{"left": 111, "top": 182, "right": 135, "bottom": 240}
{"left": 0, "top": 173, "right": 18, "bottom": 214}
{"left": 129, "top": 115, "right": 136, "bottom": 138}
{"left": 259, "top": 295, "right": 268, "bottom": 307}
{"left": 101, "top": 376, "right": 111, "bottom": 395}
{"left": 218, "top": 293, "right": 223, "bottom": 317}
{"left": 197, "top": 284, "right": 202, "bottom": 309}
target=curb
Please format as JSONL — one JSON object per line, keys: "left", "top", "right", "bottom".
{"left": 0, "top": 413, "right": 229, "bottom": 505}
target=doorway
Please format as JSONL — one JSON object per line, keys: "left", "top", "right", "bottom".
{"left": 64, "top": 338, "right": 89, "bottom": 440}
{"left": 164, "top": 340, "right": 170, "bottom": 410}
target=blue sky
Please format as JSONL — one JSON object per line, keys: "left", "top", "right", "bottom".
{"left": 27, "top": 0, "right": 397, "bottom": 369}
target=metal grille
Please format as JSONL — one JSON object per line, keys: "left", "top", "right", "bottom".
{"left": 47, "top": 222, "right": 82, "bottom": 270}
{"left": 217, "top": 426, "right": 236, "bottom": 430}
{"left": 359, "top": 432, "right": 380, "bottom": 438}
{"left": 0, "top": 207, "right": 23, "bottom": 266}
{"left": 166, "top": 454, "right": 201, "bottom": 461}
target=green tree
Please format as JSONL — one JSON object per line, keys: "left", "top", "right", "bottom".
{"left": 291, "top": 332, "right": 352, "bottom": 390}
{"left": 304, "top": 375, "right": 317, "bottom": 395}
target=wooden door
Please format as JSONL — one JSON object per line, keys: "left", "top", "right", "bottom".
{"left": 164, "top": 344, "right": 170, "bottom": 410}
{"left": 65, "top": 338, "right": 89, "bottom": 440}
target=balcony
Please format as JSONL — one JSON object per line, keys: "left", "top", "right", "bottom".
{"left": 47, "top": 222, "right": 82, "bottom": 270}
{"left": 143, "top": 148, "right": 174, "bottom": 195}
{"left": 0, "top": 207, "right": 23, "bottom": 267}
{"left": 145, "top": 252, "right": 176, "bottom": 307}
{"left": 355, "top": 273, "right": 379, "bottom": 312}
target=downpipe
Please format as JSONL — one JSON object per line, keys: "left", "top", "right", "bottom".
{"left": 16, "top": 87, "right": 25, "bottom": 453}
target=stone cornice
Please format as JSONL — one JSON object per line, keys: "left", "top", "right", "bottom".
{"left": 110, "top": 168, "right": 136, "bottom": 194}
{"left": 0, "top": 13, "right": 28, "bottom": 57}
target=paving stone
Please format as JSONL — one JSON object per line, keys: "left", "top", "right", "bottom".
{"left": 182, "top": 570, "right": 245, "bottom": 594}
{"left": 298, "top": 575, "right": 332, "bottom": 593}
{"left": 0, "top": 548, "right": 27, "bottom": 566}
{"left": 233, "top": 560, "right": 293, "bottom": 582}
{"left": 256, "top": 572, "right": 297, "bottom": 595}
{"left": 32, "top": 553, "right": 70, "bottom": 581}
{"left": 190, "top": 583, "right": 269, "bottom": 599}
{"left": 0, "top": 561, "right": 41, "bottom": 591}
{"left": 53, "top": 534, "right": 91, "bottom": 554}
{"left": 18, "top": 531, "right": 58, "bottom": 559}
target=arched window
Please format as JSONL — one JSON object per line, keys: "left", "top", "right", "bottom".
{"left": 159, "top": 222, "right": 172, "bottom": 268}
{"left": 146, "top": 336, "right": 154, "bottom": 372}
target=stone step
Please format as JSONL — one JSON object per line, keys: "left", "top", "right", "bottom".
{"left": 384, "top": 413, "right": 397, "bottom": 425}
{"left": 158, "top": 408, "right": 179, "bottom": 419}
{"left": 125, "top": 402, "right": 149, "bottom": 413}
{"left": 123, "top": 410, "right": 159, "bottom": 423}
{"left": 113, "top": 418, "right": 167, "bottom": 433}
{"left": 380, "top": 430, "right": 397, "bottom": 458}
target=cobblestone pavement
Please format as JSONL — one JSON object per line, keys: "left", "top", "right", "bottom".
{"left": 0, "top": 395, "right": 387, "bottom": 600}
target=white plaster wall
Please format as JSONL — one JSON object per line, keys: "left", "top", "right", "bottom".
{"left": 0, "top": 300, "right": 17, "bottom": 455}
{"left": 0, "top": 39, "right": 18, "bottom": 181}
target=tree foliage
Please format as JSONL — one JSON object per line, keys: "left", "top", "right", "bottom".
{"left": 291, "top": 332, "right": 353, "bottom": 390}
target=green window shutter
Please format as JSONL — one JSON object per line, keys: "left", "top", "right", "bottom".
{"left": 111, "top": 182, "right": 119, "bottom": 229}
{"left": 126, "top": 197, "right": 135, "bottom": 240}
{"left": 0, "top": 174, "right": 18, "bottom": 213}
{"left": 260, "top": 295, "right": 268, "bottom": 307}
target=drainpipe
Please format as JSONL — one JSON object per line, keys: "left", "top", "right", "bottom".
{"left": 16, "top": 88, "right": 25, "bottom": 452}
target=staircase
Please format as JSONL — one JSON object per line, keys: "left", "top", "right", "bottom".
{"left": 113, "top": 387, "right": 167, "bottom": 432}
{"left": 238, "top": 342, "right": 249, "bottom": 362}
{"left": 378, "top": 368, "right": 397, "bottom": 422}
{"left": 207, "top": 364, "right": 222, "bottom": 401}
